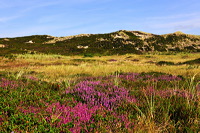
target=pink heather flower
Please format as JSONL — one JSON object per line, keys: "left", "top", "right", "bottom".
{"left": 72, "top": 80, "right": 137, "bottom": 110}
{"left": 26, "top": 76, "right": 38, "bottom": 81}
{"left": 44, "top": 102, "right": 99, "bottom": 132}
{"left": 0, "top": 78, "right": 19, "bottom": 89}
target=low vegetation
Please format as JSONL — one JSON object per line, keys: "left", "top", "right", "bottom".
{"left": 0, "top": 30, "right": 200, "bottom": 56}
{"left": 0, "top": 52, "right": 199, "bottom": 132}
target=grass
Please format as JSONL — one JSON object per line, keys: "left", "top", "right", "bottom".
{"left": 1, "top": 53, "right": 199, "bottom": 81}
{"left": 0, "top": 52, "right": 200, "bottom": 132}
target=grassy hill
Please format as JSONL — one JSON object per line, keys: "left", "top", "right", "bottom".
{"left": 0, "top": 30, "right": 200, "bottom": 56}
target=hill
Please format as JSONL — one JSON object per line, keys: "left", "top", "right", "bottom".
{"left": 0, "top": 30, "right": 200, "bottom": 56}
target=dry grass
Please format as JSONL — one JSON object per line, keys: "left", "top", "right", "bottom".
{"left": 29, "top": 64, "right": 198, "bottom": 81}
{"left": 0, "top": 53, "right": 199, "bottom": 81}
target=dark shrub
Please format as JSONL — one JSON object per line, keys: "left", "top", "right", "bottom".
{"left": 156, "top": 61, "right": 175, "bottom": 66}
{"left": 182, "top": 58, "right": 200, "bottom": 65}
{"left": 83, "top": 53, "right": 94, "bottom": 57}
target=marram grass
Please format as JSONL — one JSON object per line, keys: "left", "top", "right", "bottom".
{"left": 1, "top": 53, "right": 199, "bottom": 81}
{"left": 31, "top": 63, "right": 199, "bottom": 81}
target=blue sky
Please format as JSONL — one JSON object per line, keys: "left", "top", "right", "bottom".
{"left": 1, "top": 0, "right": 200, "bottom": 37}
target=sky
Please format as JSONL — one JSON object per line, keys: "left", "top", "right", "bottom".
{"left": 1, "top": 0, "right": 200, "bottom": 37}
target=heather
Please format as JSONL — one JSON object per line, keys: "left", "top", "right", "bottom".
{"left": 0, "top": 53, "right": 200, "bottom": 132}
{"left": 0, "top": 71, "right": 199, "bottom": 132}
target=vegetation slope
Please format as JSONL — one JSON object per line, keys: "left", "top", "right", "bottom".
{"left": 0, "top": 30, "right": 200, "bottom": 56}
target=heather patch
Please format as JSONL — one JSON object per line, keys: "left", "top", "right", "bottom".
{"left": 0, "top": 72, "right": 199, "bottom": 132}
{"left": 69, "top": 80, "right": 137, "bottom": 110}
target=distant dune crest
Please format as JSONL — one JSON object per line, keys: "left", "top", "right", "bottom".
{"left": 0, "top": 30, "right": 199, "bottom": 55}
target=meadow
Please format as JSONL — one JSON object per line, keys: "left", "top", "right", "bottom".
{"left": 0, "top": 52, "right": 199, "bottom": 132}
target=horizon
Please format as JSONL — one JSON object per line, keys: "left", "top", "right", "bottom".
{"left": 1, "top": 0, "right": 200, "bottom": 38}
{"left": 0, "top": 30, "right": 197, "bottom": 38}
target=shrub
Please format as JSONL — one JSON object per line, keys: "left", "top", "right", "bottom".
{"left": 83, "top": 53, "right": 94, "bottom": 57}
{"left": 156, "top": 61, "right": 175, "bottom": 66}
{"left": 4, "top": 54, "right": 17, "bottom": 61}
{"left": 182, "top": 58, "right": 200, "bottom": 65}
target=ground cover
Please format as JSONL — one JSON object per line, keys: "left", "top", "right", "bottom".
{"left": 0, "top": 53, "right": 199, "bottom": 132}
